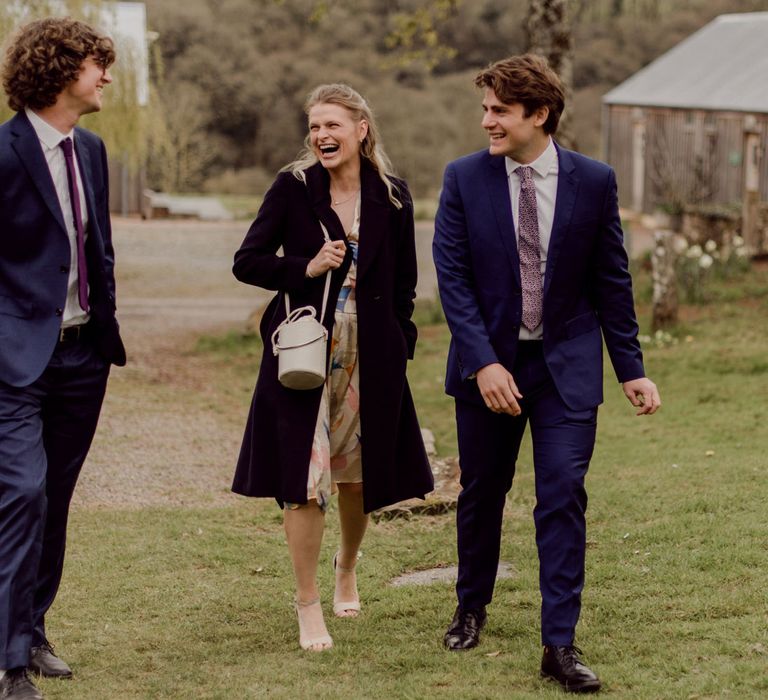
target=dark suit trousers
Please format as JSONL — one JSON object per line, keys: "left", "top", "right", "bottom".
{"left": 0, "top": 334, "right": 109, "bottom": 669}
{"left": 454, "top": 341, "right": 597, "bottom": 646}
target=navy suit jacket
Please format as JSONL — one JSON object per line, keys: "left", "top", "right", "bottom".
{"left": 0, "top": 110, "right": 125, "bottom": 387}
{"left": 433, "top": 144, "right": 645, "bottom": 412}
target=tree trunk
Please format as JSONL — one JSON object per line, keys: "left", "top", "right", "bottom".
{"left": 651, "top": 229, "right": 678, "bottom": 331}
{"left": 525, "top": 0, "right": 576, "bottom": 149}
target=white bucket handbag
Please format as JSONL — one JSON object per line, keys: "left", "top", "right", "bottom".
{"left": 270, "top": 221, "right": 333, "bottom": 390}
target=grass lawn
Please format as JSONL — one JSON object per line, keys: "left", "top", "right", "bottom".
{"left": 46, "top": 265, "right": 768, "bottom": 699}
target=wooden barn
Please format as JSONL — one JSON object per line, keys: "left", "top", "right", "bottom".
{"left": 602, "top": 12, "right": 767, "bottom": 249}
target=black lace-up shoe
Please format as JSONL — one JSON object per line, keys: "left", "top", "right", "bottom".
{"left": 443, "top": 606, "right": 487, "bottom": 650}
{"left": 28, "top": 642, "right": 72, "bottom": 679}
{"left": 541, "top": 645, "right": 601, "bottom": 693}
{"left": 0, "top": 668, "right": 43, "bottom": 699}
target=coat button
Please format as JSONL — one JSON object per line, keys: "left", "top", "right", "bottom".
{"left": 55, "top": 308, "right": 63, "bottom": 316}
{"left": 60, "top": 265, "right": 69, "bottom": 273}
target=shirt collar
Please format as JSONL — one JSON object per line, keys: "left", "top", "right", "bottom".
{"left": 505, "top": 137, "right": 557, "bottom": 179}
{"left": 25, "top": 108, "right": 75, "bottom": 151}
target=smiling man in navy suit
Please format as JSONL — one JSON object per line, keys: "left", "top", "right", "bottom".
{"left": 433, "top": 55, "right": 660, "bottom": 692}
{"left": 0, "top": 18, "right": 125, "bottom": 699}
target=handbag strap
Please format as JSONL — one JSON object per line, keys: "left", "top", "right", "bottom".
{"left": 271, "top": 304, "right": 328, "bottom": 356}
{"left": 284, "top": 182, "right": 333, "bottom": 323}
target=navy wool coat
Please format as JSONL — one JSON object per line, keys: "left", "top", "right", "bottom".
{"left": 231, "top": 161, "right": 433, "bottom": 513}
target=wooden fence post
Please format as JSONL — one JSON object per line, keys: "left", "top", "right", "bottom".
{"left": 742, "top": 115, "right": 762, "bottom": 255}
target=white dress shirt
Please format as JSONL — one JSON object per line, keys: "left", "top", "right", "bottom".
{"left": 505, "top": 137, "right": 559, "bottom": 340}
{"left": 25, "top": 108, "right": 90, "bottom": 327}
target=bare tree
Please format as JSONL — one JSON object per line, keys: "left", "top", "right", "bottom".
{"left": 648, "top": 119, "right": 718, "bottom": 216}
{"left": 525, "top": 0, "right": 576, "bottom": 149}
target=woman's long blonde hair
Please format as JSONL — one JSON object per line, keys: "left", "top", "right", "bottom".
{"left": 282, "top": 83, "right": 404, "bottom": 209}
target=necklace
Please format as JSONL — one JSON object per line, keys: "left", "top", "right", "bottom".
{"left": 331, "top": 188, "right": 360, "bottom": 206}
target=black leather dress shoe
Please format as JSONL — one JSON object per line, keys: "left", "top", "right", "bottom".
{"left": 443, "top": 606, "right": 487, "bottom": 651}
{"left": 541, "top": 645, "right": 601, "bottom": 693}
{"left": 28, "top": 643, "right": 72, "bottom": 679}
{"left": 0, "top": 668, "right": 43, "bottom": 700}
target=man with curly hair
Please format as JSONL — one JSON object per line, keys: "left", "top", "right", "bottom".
{"left": 0, "top": 17, "right": 126, "bottom": 700}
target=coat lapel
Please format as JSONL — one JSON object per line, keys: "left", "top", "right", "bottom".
{"left": 9, "top": 111, "right": 68, "bottom": 235}
{"left": 355, "top": 162, "right": 389, "bottom": 282}
{"left": 543, "top": 143, "right": 579, "bottom": 299}
{"left": 485, "top": 153, "right": 521, "bottom": 288}
{"left": 304, "top": 163, "right": 347, "bottom": 244}
{"left": 303, "top": 161, "right": 389, "bottom": 283}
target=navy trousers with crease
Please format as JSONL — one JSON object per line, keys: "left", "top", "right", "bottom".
{"left": 0, "top": 335, "right": 109, "bottom": 669}
{"left": 454, "top": 341, "right": 597, "bottom": 646}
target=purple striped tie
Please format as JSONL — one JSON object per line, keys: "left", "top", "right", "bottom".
{"left": 60, "top": 137, "right": 89, "bottom": 312}
{"left": 515, "top": 166, "right": 542, "bottom": 331}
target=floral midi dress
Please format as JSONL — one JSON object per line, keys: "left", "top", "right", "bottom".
{"left": 288, "top": 195, "right": 363, "bottom": 511}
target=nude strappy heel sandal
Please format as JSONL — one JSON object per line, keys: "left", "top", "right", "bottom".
{"left": 295, "top": 597, "right": 333, "bottom": 651}
{"left": 332, "top": 552, "right": 361, "bottom": 618}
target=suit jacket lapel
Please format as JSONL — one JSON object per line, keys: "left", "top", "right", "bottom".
{"left": 544, "top": 143, "right": 579, "bottom": 299}
{"left": 485, "top": 154, "right": 521, "bottom": 288}
{"left": 74, "top": 132, "right": 107, "bottom": 264}
{"left": 74, "top": 131, "right": 95, "bottom": 223}
{"left": 9, "top": 111, "right": 68, "bottom": 235}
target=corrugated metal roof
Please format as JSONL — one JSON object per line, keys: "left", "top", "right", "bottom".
{"left": 603, "top": 12, "right": 768, "bottom": 112}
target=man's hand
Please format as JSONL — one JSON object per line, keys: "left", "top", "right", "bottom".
{"left": 622, "top": 377, "right": 661, "bottom": 415}
{"left": 476, "top": 363, "right": 523, "bottom": 416}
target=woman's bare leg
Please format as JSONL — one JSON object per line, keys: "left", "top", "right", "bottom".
{"left": 284, "top": 503, "right": 332, "bottom": 650}
{"left": 334, "top": 482, "right": 368, "bottom": 617}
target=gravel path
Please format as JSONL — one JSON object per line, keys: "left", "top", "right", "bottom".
{"left": 73, "top": 218, "right": 264, "bottom": 509}
{"left": 73, "top": 217, "right": 437, "bottom": 510}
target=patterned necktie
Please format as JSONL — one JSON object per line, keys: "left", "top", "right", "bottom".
{"left": 515, "top": 166, "right": 542, "bottom": 331}
{"left": 60, "top": 137, "right": 89, "bottom": 311}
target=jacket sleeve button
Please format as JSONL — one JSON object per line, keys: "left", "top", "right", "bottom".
{"left": 55, "top": 308, "right": 63, "bottom": 316}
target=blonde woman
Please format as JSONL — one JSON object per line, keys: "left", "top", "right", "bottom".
{"left": 232, "top": 84, "right": 433, "bottom": 651}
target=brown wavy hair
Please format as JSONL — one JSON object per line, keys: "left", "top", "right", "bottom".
{"left": 475, "top": 54, "right": 565, "bottom": 135}
{"left": 2, "top": 17, "right": 115, "bottom": 112}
